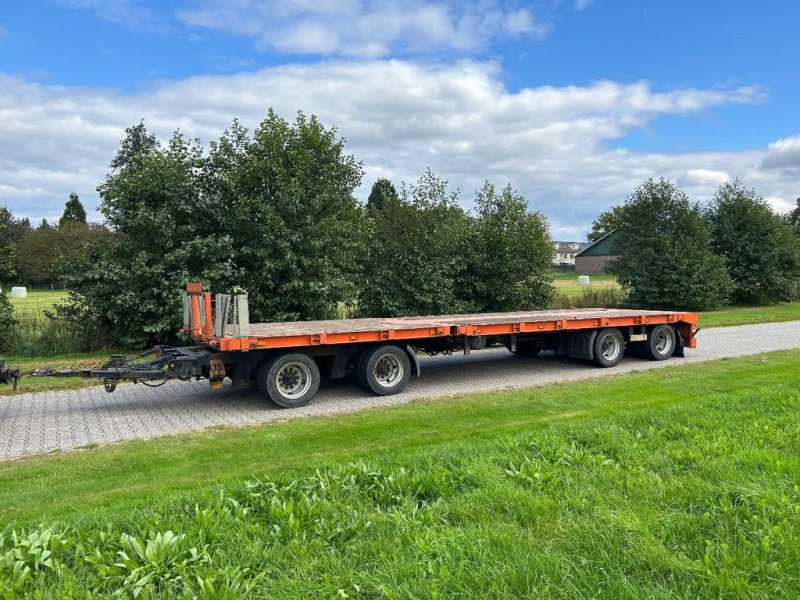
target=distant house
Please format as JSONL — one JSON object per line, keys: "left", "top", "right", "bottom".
{"left": 552, "top": 241, "right": 589, "bottom": 266}
{"left": 575, "top": 230, "right": 620, "bottom": 274}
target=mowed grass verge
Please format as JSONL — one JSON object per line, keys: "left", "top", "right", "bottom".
{"left": 700, "top": 301, "right": 800, "bottom": 328}
{"left": 1, "top": 350, "right": 798, "bottom": 597}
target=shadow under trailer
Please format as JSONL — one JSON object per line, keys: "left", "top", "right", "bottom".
{"left": 0, "top": 283, "right": 699, "bottom": 407}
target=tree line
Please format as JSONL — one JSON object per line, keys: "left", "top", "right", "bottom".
{"left": 0, "top": 194, "right": 109, "bottom": 289}
{"left": 589, "top": 179, "right": 800, "bottom": 310}
{"left": 1, "top": 111, "right": 554, "bottom": 348}
{"left": 1, "top": 109, "right": 799, "bottom": 351}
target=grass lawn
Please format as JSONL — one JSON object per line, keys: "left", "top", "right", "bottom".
{"left": 700, "top": 301, "right": 800, "bottom": 328}
{"left": 0, "top": 350, "right": 798, "bottom": 597}
{"left": 8, "top": 289, "right": 67, "bottom": 315}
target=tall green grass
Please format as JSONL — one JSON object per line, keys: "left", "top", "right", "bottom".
{"left": 6, "top": 310, "right": 85, "bottom": 356}
{"left": 552, "top": 286, "right": 624, "bottom": 309}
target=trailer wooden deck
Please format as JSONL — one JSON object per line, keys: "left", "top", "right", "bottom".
{"left": 213, "top": 308, "right": 698, "bottom": 351}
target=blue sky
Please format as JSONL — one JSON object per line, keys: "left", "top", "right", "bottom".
{"left": 1, "top": 0, "right": 799, "bottom": 238}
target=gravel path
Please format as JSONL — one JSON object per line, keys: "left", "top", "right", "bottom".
{"left": 2, "top": 320, "right": 799, "bottom": 460}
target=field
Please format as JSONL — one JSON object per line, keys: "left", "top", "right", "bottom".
{"left": 551, "top": 272, "right": 620, "bottom": 296}
{"left": 0, "top": 350, "right": 798, "bottom": 597}
{"left": 8, "top": 289, "right": 67, "bottom": 314}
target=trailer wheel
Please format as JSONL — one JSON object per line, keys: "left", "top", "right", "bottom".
{"left": 358, "top": 345, "right": 411, "bottom": 396}
{"left": 257, "top": 353, "right": 320, "bottom": 408}
{"left": 592, "top": 328, "right": 624, "bottom": 368}
{"left": 643, "top": 325, "right": 676, "bottom": 361}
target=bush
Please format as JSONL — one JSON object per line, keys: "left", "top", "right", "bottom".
{"left": 705, "top": 180, "right": 800, "bottom": 304}
{"left": 611, "top": 179, "right": 732, "bottom": 310}
{"left": 0, "top": 291, "right": 15, "bottom": 353}
{"left": 359, "top": 170, "right": 476, "bottom": 317}
{"left": 469, "top": 182, "right": 554, "bottom": 312}
{"left": 62, "top": 112, "right": 368, "bottom": 347}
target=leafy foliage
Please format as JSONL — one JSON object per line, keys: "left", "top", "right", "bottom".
{"left": 59, "top": 193, "right": 87, "bottom": 227}
{"left": 0, "top": 206, "right": 18, "bottom": 285}
{"left": 60, "top": 128, "right": 232, "bottom": 347}
{"left": 469, "top": 182, "right": 553, "bottom": 311}
{"left": 366, "top": 178, "right": 399, "bottom": 211}
{"left": 610, "top": 178, "right": 732, "bottom": 310}
{"left": 203, "top": 111, "right": 368, "bottom": 322}
{"left": 789, "top": 198, "right": 800, "bottom": 227}
{"left": 361, "top": 174, "right": 554, "bottom": 317}
{"left": 587, "top": 205, "right": 625, "bottom": 243}
{"left": 359, "top": 170, "right": 476, "bottom": 316}
{"left": 705, "top": 181, "right": 800, "bottom": 304}
{"left": 60, "top": 111, "right": 367, "bottom": 346}
{"left": 0, "top": 291, "right": 15, "bottom": 353}
{"left": 15, "top": 220, "right": 62, "bottom": 287}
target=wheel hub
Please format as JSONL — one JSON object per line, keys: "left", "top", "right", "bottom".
{"left": 654, "top": 331, "right": 671, "bottom": 354}
{"left": 374, "top": 355, "right": 403, "bottom": 388}
{"left": 276, "top": 362, "right": 311, "bottom": 398}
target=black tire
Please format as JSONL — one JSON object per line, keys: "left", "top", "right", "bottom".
{"left": 592, "top": 328, "right": 624, "bottom": 368}
{"left": 642, "top": 325, "right": 676, "bottom": 361}
{"left": 511, "top": 340, "right": 542, "bottom": 357}
{"left": 257, "top": 353, "right": 320, "bottom": 408}
{"left": 358, "top": 345, "right": 411, "bottom": 396}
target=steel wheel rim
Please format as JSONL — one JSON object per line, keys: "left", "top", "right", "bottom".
{"left": 600, "top": 334, "right": 621, "bottom": 362}
{"left": 275, "top": 362, "right": 312, "bottom": 399}
{"left": 373, "top": 354, "right": 404, "bottom": 388}
{"left": 654, "top": 330, "right": 672, "bottom": 354}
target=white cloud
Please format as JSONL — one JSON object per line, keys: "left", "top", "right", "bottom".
{"left": 176, "top": 1, "right": 551, "bottom": 57}
{"left": 574, "top": 0, "right": 594, "bottom": 11}
{"left": 679, "top": 168, "right": 730, "bottom": 187}
{"left": 765, "top": 196, "right": 795, "bottom": 214}
{"left": 0, "top": 60, "right": 796, "bottom": 238}
{"left": 762, "top": 134, "right": 800, "bottom": 170}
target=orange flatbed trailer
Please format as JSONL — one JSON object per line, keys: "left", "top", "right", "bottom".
{"left": 11, "top": 285, "right": 696, "bottom": 405}
{"left": 169, "top": 284, "right": 697, "bottom": 408}
{"left": 208, "top": 308, "right": 698, "bottom": 352}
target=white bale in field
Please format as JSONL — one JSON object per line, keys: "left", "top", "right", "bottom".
{"left": 577, "top": 276, "right": 590, "bottom": 286}
{"left": 11, "top": 286, "right": 27, "bottom": 298}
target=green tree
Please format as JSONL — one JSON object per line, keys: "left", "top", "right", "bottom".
{"left": 788, "top": 197, "right": 800, "bottom": 229}
{"left": 0, "top": 206, "right": 17, "bottom": 285}
{"left": 0, "top": 290, "right": 15, "bottom": 352}
{"left": 705, "top": 181, "right": 800, "bottom": 304}
{"left": 61, "top": 125, "right": 234, "bottom": 346}
{"left": 204, "top": 111, "right": 368, "bottom": 322}
{"left": 60, "top": 111, "right": 367, "bottom": 346}
{"left": 59, "top": 193, "right": 87, "bottom": 227}
{"left": 470, "top": 182, "right": 553, "bottom": 311}
{"left": 366, "top": 178, "right": 399, "bottom": 211}
{"left": 611, "top": 178, "right": 731, "bottom": 310}
{"left": 16, "top": 220, "right": 63, "bottom": 287}
{"left": 587, "top": 205, "right": 625, "bottom": 242}
{"left": 359, "top": 170, "right": 475, "bottom": 317}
